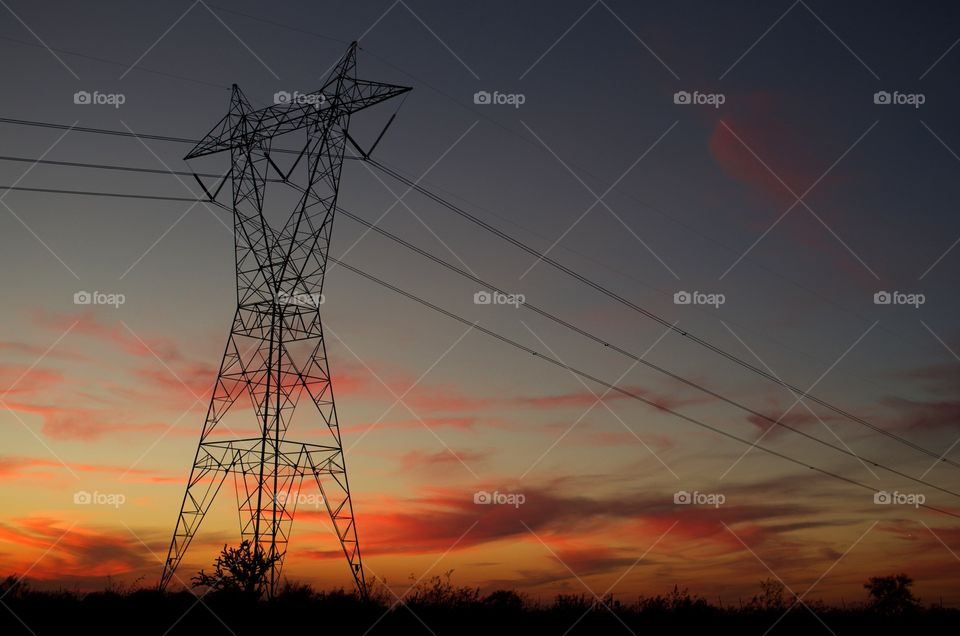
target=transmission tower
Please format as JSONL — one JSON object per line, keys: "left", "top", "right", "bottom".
{"left": 159, "top": 42, "right": 410, "bottom": 597}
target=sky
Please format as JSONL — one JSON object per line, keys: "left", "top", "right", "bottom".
{"left": 1, "top": 0, "right": 960, "bottom": 609}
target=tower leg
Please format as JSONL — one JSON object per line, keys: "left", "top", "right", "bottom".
{"left": 159, "top": 445, "right": 235, "bottom": 590}
{"left": 309, "top": 449, "right": 366, "bottom": 595}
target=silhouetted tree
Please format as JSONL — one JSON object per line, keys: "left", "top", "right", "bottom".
{"left": 749, "top": 578, "right": 787, "bottom": 611}
{"left": 864, "top": 573, "right": 919, "bottom": 614}
{"left": 0, "top": 575, "right": 28, "bottom": 600}
{"left": 483, "top": 589, "right": 526, "bottom": 611}
{"left": 192, "top": 540, "right": 280, "bottom": 598}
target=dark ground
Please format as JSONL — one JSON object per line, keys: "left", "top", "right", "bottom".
{"left": 1, "top": 575, "right": 957, "bottom": 635}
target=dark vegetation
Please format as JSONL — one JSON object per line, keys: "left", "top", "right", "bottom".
{"left": 0, "top": 544, "right": 955, "bottom": 635}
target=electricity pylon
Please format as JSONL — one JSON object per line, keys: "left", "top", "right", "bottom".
{"left": 159, "top": 42, "right": 410, "bottom": 597}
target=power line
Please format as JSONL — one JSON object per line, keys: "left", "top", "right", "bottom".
{"left": 197, "top": 3, "right": 943, "bottom": 369}
{"left": 1, "top": 140, "right": 953, "bottom": 475}
{"left": 0, "top": 154, "right": 284, "bottom": 183}
{"left": 332, "top": 210, "right": 960, "bottom": 487}
{"left": 0, "top": 115, "right": 937, "bottom": 397}
{"left": 3, "top": 177, "right": 959, "bottom": 503}
{"left": 0, "top": 184, "right": 202, "bottom": 203}
{"left": 0, "top": 117, "right": 358, "bottom": 159}
{"left": 0, "top": 116, "right": 198, "bottom": 145}
{"left": 0, "top": 131, "right": 953, "bottom": 471}
{"left": 327, "top": 255, "right": 960, "bottom": 522}
{"left": 368, "top": 158, "right": 956, "bottom": 469}
{"left": 0, "top": 156, "right": 946, "bottom": 478}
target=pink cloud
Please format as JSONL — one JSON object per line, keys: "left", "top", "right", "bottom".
{"left": 0, "top": 365, "right": 67, "bottom": 398}
{"left": 3, "top": 401, "right": 170, "bottom": 441}
{"left": 708, "top": 91, "right": 876, "bottom": 286}
{"left": 396, "top": 448, "right": 492, "bottom": 475}
{"left": 744, "top": 409, "right": 835, "bottom": 437}
{"left": 882, "top": 396, "right": 960, "bottom": 432}
{"left": 709, "top": 91, "right": 825, "bottom": 210}
{"left": 0, "top": 455, "right": 178, "bottom": 484}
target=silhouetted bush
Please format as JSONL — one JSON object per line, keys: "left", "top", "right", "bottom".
{"left": 482, "top": 589, "right": 526, "bottom": 612}
{"left": 864, "top": 573, "right": 920, "bottom": 615}
{"left": 192, "top": 540, "right": 281, "bottom": 599}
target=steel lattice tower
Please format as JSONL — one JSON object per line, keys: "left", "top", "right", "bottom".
{"left": 159, "top": 43, "right": 410, "bottom": 596}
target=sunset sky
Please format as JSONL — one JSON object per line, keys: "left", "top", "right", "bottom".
{"left": 2, "top": 0, "right": 960, "bottom": 607}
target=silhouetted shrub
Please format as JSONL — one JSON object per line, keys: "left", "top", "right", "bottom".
{"left": 482, "top": 589, "right": 526, "bottom": 611}
{"left": 192, "top": 540, "right": 280, "bottom": 599}
{"left": 864, "top": 573, "right": 920, "bottom": 615}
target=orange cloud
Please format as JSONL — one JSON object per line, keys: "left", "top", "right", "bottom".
{"left": 3, "top": 401, "right": 170, "bottom": 441}
{"left": 0, "top": 456, "right": 178, "bottom": 484}
{"left": 0, "top": 517, "right": 154, "bottom": 579}
{"left": 294, "top": 482, "right": 831, "bottom": 563}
